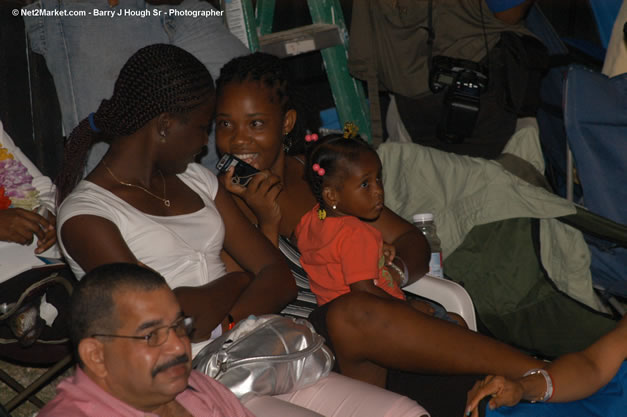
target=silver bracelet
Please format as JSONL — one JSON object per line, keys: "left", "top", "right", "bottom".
{"left": 523, "top": 368, "right": 554, "bottom": 402}
{"left": 390, "top": 257, "right": 408, "bottom": 287}
{"left": 396, "top": 256, "right": 409, "bottom": 287}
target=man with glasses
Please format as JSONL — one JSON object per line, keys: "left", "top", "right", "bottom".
{"left": 38, "top": 262, "right": 255, "bottom": 417}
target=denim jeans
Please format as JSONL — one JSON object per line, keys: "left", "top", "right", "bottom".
{"left": 23, "top": 0, "right": 249, "bottom": 174}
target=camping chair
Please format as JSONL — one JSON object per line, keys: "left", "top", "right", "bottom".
{"left": 526, "top": 5, "right": 627, "bottom": 313}
{"left": 0, "top": 264, "right": 76, "bottom": 413}
{"left": 560, "top": 65, "right": 627, "bottom": 307}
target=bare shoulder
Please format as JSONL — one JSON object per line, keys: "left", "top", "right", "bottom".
{"left": 279, "top": 156, "right": 317, "bottom": 237}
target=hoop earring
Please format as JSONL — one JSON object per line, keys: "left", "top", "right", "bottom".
{"left": 283, "top": 133, "right": 293, "bottom": 153}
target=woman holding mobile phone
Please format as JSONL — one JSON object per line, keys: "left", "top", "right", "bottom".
{"left": 55, "top": 44, "right": 296, "bottom": 352}
{"left": 214, "top": 52, "right": 545, "bottom": 416}
{"left": 55, "top": 44, "right": 434, "bottom": 417}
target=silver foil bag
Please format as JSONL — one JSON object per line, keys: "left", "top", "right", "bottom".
{"left": 193, "top": 314, "right": 334, "bottom": 401}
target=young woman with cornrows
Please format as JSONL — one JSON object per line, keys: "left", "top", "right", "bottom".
{"left": 55, "top": 44, "right": 433, "bottom": 417}
{"left": 214, "top": 52, "right": 544, "bottom": 416}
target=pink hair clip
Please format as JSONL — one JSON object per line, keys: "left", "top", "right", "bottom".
{"left": 312, "top": 163, "right": 325, "bottom": 176}
{"left": 305, "top": 133, "right": 319, "bottom": 142}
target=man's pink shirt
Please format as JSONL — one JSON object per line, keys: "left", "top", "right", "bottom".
{"left": 38, "top": 367, "right": 255, "bottom": 417}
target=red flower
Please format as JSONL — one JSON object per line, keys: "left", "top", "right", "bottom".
{"left": 0, "top": 186, "right": 11, "bottom": 209}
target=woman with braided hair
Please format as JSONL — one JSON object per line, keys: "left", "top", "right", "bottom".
{"left": 56, "top": 43, "right": 297, "bottom": 355}
{"left": 56, "top": 44, "right": 434, "bottom": 417}
{"left": 215, "top": 52, "right": 546, "bottom": 416}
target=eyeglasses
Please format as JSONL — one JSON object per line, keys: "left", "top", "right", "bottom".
{"left": 91, "top": 316, "right": 194, "bottom": 347}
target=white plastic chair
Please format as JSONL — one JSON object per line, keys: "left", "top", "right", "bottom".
{"left": 404, "top": 275, "right": 478, "bottom": 331}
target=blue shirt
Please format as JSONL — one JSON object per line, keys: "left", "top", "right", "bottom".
{"left": 485, "top": 0, "right": 527, "bottom": 13}
{"left": 487, "top": 361, "right": 627, "bottom": 417}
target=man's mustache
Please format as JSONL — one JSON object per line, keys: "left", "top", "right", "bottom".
{"left": 151, "top": 354, "right": 189, "bottom": 378}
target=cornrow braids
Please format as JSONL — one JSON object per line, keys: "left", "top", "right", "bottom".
{"left": 56, "top": 44, "right": 214, "bottom": 204}
{"left": 216, "top": 52, "right": 319, "bottom": 155}
{"left": 304, "top": 133, "right": 375, "bottom": 209}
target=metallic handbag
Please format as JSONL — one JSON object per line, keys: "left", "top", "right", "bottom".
{"left": 193, "top": 314, "right": 334, "bottom": 401}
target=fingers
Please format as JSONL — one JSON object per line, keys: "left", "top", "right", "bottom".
{"left": 0, "top": 208, "right": 54, "bottom": 246}
{"left": 23, "top": 208, "right": 53, "bottom": 229}
{"left": 245, "top": 170, "right": 282, "bottom": 196}
{"left": 221, "top": 168, "right": 282, "bottom": 200}
{"left": 466, "top": 376, "right": 496, "bottom": 416}
{"left": 382, "top": 243, "right": 396, "bottom": 265}
{"left": 240, "top": 171, "right": 283, "bottom": 209}
{"left": 14, "top": 211, "right": 46, "bottom": 242}
{"left": 220, "top": 169, "right": 282, "bottom": 227}
{"left": 35, "top": 226, "right": 57, "bottom": 254}
{"left": 465, "top": 375, "right": 522, "bottom": 416}
{"left": 221, "top": 167, "right": 247, "bottom": 195}
{"left": 19, "top": 209, "right": 51, "bottom": 240}
{"left": 47, "top": 212, "right": 57, "bottom": 227}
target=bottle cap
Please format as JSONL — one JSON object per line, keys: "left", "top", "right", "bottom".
{"left": 413, "top": 213, "right": 434, "bottom": 223}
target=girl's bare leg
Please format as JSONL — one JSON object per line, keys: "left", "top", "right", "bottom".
{"left": 325, "top": 292, "right": 543, "bottom": 387}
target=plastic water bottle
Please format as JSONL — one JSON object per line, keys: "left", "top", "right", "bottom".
{"left": 412, "top": 213, "right": 443, "bottom": 278}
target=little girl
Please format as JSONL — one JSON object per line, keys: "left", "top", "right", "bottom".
{"left": 294, "top": 131, "right": 407, "bottom": 306}
{"left": 294, "top": 131, "right": 463, "bottom": 325}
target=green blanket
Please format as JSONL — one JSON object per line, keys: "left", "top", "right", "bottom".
{"left": 445, "top": 218, "right": 615, "bottom": 357}
{"left": 378, "top": 120, "right": 616, "bottom": 355}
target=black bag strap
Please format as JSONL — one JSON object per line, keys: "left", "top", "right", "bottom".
{"left": 425, "top": 0, "right": 435, "bottom": 74}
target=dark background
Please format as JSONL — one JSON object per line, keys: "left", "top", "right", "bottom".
{"left": 0, "top": 0, "right": 607, "bottom": 178}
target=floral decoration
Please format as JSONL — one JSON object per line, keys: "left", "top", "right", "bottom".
{"left": 0, "top": 146, "right": 40, "bottom": 210}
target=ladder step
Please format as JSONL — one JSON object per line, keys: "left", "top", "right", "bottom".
{"left": 259, "top": 23, "right": 341, "bottom": 57}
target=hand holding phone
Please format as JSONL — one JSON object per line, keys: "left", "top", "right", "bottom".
{"left": 217, "top": 154, "right": 283, "bottom": 228}
{"left": 216, "top": 154, "right": 260, "bottom": 187}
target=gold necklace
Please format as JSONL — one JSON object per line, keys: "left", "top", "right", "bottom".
{"left": 102, "top": 160, "right": 171, "bottom": 207}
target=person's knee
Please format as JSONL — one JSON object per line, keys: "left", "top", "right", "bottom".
{"left": 326, "top": 292, "right": 392, "bottom": 337}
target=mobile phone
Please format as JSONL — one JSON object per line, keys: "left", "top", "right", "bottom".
{"left": 216, "top": 153, "right": 260, "bottom": 187}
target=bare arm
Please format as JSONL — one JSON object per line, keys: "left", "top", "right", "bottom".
{"left": 215, "top": 183, "right": 297, "bottom": 322}
{"left": 60, "top": 215, "right": 137, "bottom": 269}
{"left": 543, "top": 317, "right": 627, "bottom": 401}
{"left": 466, "top": 317, "right": 627, "bottom": 416}
{"left": 371, "top": 207, "right": 430, "bottom": 285}
{"left": 60, "top": 214, "right": 252, "bottom": 340}
{"left": 220, "top": 168, "right": 283, "bottom": 246}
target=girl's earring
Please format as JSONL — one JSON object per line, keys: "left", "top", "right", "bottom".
{"left": 332, "top": 204, "right": 337, "bottom": 210}
{"left": 283, "top": 133, "right": 293, "bottom": 153}
{"left": 159, "top": 130, "right": 167, "bottom": 143}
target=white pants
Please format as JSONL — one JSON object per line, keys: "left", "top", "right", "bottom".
{"left": 244, "top": 372, "right": 429, "bottom": 417}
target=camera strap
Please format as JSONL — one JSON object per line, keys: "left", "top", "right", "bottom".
{"left": 425, "top": 0, "right": 435, "bottom": 74}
